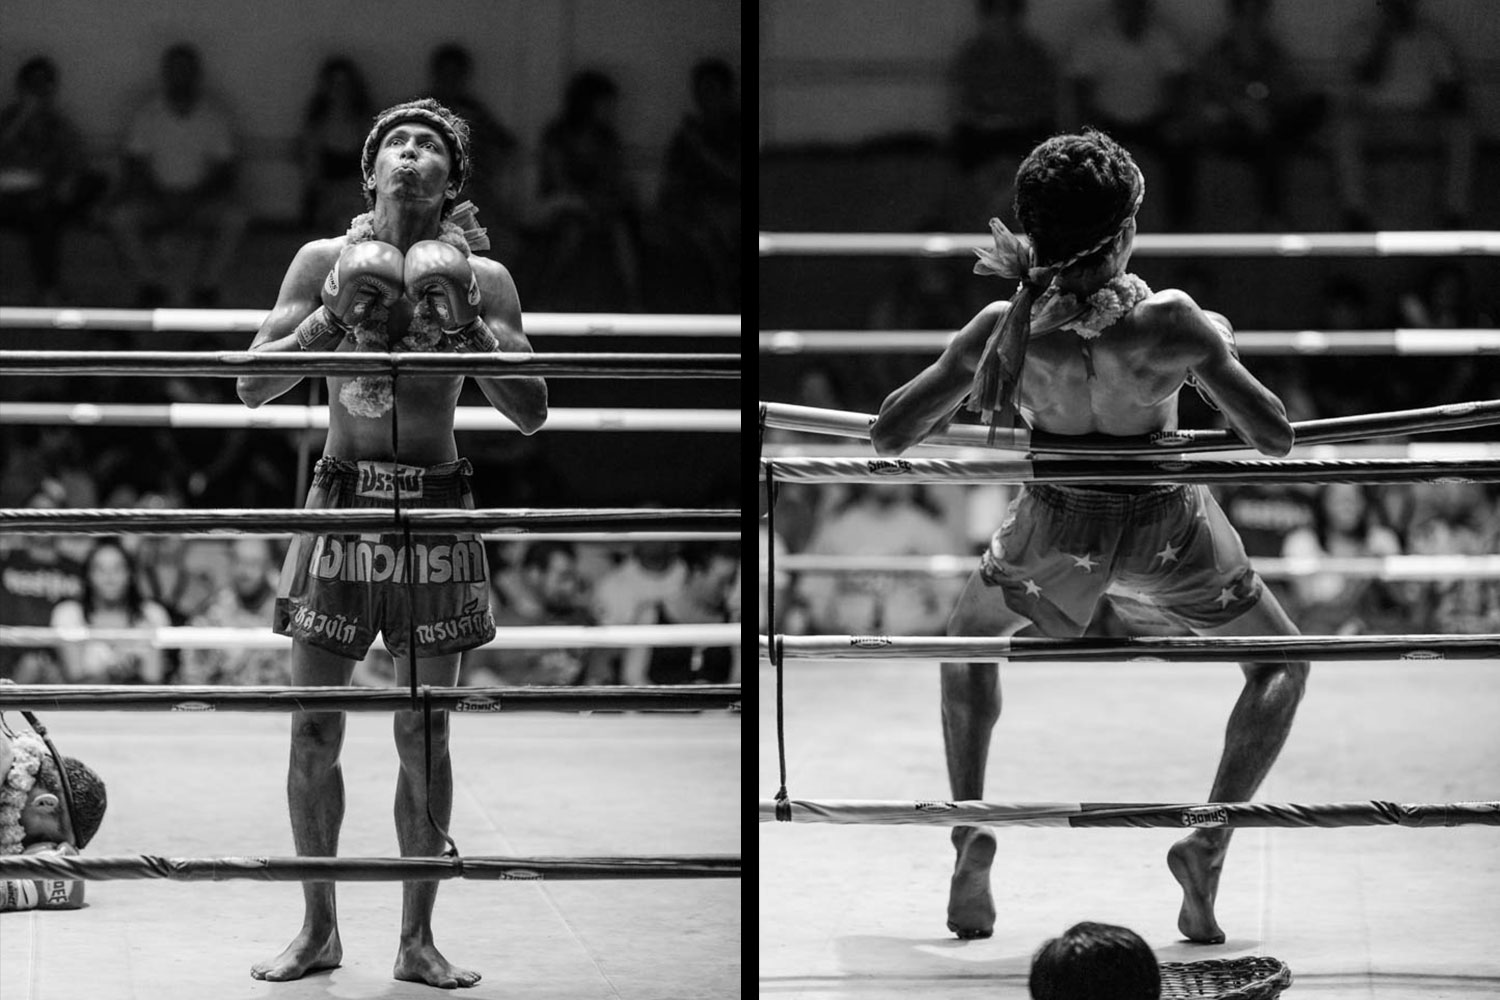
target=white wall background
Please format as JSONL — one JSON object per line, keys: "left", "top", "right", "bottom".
{"left": 760, "top": 0, "right": 1500, "bottom": 146}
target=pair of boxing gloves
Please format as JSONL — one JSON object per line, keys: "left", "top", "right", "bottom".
{"left": 0, "top": 841, "right": 85, "bottom": 911}
{"left": 296, "top": 240, "right": 499, "bottom": 354}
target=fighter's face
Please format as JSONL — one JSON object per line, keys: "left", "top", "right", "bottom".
{"left": 371, "top": 123, "right": 454, "bottom": 205}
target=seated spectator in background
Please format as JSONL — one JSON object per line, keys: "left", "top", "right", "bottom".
{"left": 0, "top": 480, "right": 83, "bottom": 684}
{"left": 1397, "top": 262, "right": 1490, "bottom": 329}
{"left": 946, "top": 0, "right": 1058, "bottom": 224}
{"left": 655, "top": 58, "right": 740, "bottom": 312}
{"left": 50, "top": 539, "right": 170, "bottom": 684}
{"left": 593, "top": 539, "right": 687, "bottom": 626}
{"left": 1029, "top": 921, "right": 1160, "bottom": 1000}
{"left": 107, "top": 43, "right": 249, "bottom": 307}
{"left": 623, "top": 543, "right": 739, "bottom": 685}
{"left": 0, "top": 56, "right": 103, "bottom": 306}
{"left": 181, "top": 538, "right": 287, "bottom": 685}
{"left": 298, "top": 57, "right": 374, "bottom": 232}
{"left": 1402, "top": 484, "right": 1500, "bottom": 632}
{"left": 1191, "top": 0, "right": 1326, "bottom": 228}
{"left": 132, "top": 490, "right": 219, "bottom": 626}
{"left": 799, "top": 484, "right": 956, "bottom": 635}
{"left": 1332, "top": 0, "right": 1475, "bottom": 229}
{"left": 426, "top": 43, "right": 523, "bottom": 256}
{"left": 1063, "top": 0, "right": 1194, "bottom": 229}
{"left": 1281, "top": 483, "right": 1405, "bottom": 635}
{"left": 474, "top": 542, "right": 600, "bottom": 686}
{"left": 529, "top": 70, "right": 643, "bottom": 311}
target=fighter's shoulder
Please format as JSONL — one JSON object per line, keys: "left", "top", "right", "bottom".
{"left": 280, "top": 237, "right": 347, "bottom": 296}
{"left": 469, "top": 255, "right": 520, "bottom": 306}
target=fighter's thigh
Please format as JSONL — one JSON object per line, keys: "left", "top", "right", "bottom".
{"left": 1199, "top": 585, "right": 1300, "bottom": 638}
{"left": 946, "top": 568, "right": 1032, "bottom": 638}
{"left": 291, "top": 639, "right": 357, "bottom": 686}
{"left": 393, "top": 651, "right": 463, "bottom": 688}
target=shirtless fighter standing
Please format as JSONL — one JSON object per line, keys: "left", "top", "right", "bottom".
{"left": 870, "top": 130, "right": 1308, "bottom": 945}
{"left": 237, "top": 99, "right": 547, "bottom": 986}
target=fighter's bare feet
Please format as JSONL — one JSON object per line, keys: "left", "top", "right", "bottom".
{"left": 1167, "top": 834, "right": 1227, "bottom": 944}
{"left": 947, "top": 826, "right": 997, "bottom": 940}
{"left": 394, "top": 941, "right": 481, "bottom": 990}
{"left": 250, "top": 926, "right": 342, "bottom": 981}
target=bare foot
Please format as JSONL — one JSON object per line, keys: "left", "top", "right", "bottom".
{"left": 251, "top": 926, "right": 342, "bottom": 981}
{"left": 947, "top": 826, "right": 997, "bottom": 940}
{"left": 394, "top": 941, "right": 481, "bottom": 989}
{"left": 1167, "top": 835, "right": 1226, "bottom": 944}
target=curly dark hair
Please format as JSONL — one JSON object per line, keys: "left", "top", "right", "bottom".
{"left": 37, "top": 754, "right": 107, "bottom": 849}
{"left": 1013, "top": 129, "right": 1142, "bottom": 268}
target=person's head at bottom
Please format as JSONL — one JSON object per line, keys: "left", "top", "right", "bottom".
{"left": 1029, "top": 922, "right": 1160, "bottom": 1000}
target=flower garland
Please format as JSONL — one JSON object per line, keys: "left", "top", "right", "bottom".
{"left": 1054, "top": 272, "right": 1154, "bottom": 340}
{"left": 336, "top": 201, "right": 490, "bottom": 419}
{"left": 1, "top": 733, "right": 45, "bottom": 854}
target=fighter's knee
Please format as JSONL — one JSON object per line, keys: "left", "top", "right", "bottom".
{"left": 394, "top": 711, "right": 450, "bottom": 756}
{"left": 291, "top": 713, "right": 345, "bottom": 760}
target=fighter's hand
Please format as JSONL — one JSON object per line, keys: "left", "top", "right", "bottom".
{"left": 321, "top": 241, "right": 404, "bottom": 331}
{"left": 403, "top": 241, "right": 481, "bottom": 332}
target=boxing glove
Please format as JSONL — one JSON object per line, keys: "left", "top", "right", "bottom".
{"left": 296, "top": 241, "right": 404, "bottom": 351}
{"left": 0, "top": 842, "right": 85, "bottom": 911}
{"left": 404, "top": 241, "right": 498, "bottom": 351}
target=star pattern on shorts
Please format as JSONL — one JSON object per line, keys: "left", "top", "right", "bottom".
{"left": 1069, "top": 552, "right": 1098, "bottom": 573}
{"left": 1154, "top": 541, "right": 1182, "bottom": 565}
{"left": 1022, "top": 578, "right": 1043, "bottom": 597}
{"left": 1215, "top": 586, "right": 1237, "bottom": 609}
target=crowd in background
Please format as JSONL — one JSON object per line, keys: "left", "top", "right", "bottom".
{"left": 0, "top": 477, "right": 742, "bottom": 687}
{"left": 0, "top": 40, "right": 741, "bottom": 313}
{"left": 942, "top": 0, "right": 1479, "bottom": 232}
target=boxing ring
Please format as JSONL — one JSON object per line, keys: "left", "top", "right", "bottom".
{"left": 0, "top": 313, "right": 742, "bottom": 999}
{"left": 758, "top": 228, "right": 1500, "bottom": 998}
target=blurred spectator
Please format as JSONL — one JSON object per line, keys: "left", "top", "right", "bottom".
{"left": 0, "top": 480, "right": 83, "bottom": 683}
{"left": 866, "top": 251, "right": 971, "bottom": 333}
{"left": 1190, "top": 0, "right": 1326, "bottom": 228}
{"left": 946, "top": 0, "right": 1058, "bottom": 227}
{"left": 1397, "top": 262, "right": 1490, "bottom": 329}
{"left": 1402, "top": 484, "right": 1500, "bottom": 632}
{"left": 1218, "top": 483, "right": 1315, "bottom": 559}
{"left": 298, "top": 57, "right": 374, "bottom": 232}
{"left": 1281, "top": 483, "right": 1405, "bottom": 635}
{"left": 623, "top": 543, "right": 739, "bottom": 685}
{"left": 426, "top": 43, "right": 523, "bottom": 255}
{"left": 1063, "top": 0, "right": 1194, "bottom": 228}
{"left": 655, "top": 58, "right": 740, "bottom": 312}
{"left": 473, "top": 541, "right": 600, "bottom": 685}
{"left": 1331, "top": 0, "right": 1475, "bottom": 229}
{"left": 0, "top": 56, "right": 104, "bottom": 305}
{"left": 181, "top": 538, "right": 287, "bottom": 685}
{"left": 107, "top": 43, "right": 249, "bottom": 307}
{"left": 50, "top": 539, "right": 171, "bottom": 683}
{"left": 529, "top": 70, "right": 643, "bottom": 311}
{"left": 132, "top": 491, "right": 219, "bottom": 626}
{"left": 1029, "top": 921, "right": 1160, "bottom": 1000}
{"left": 800, "top": 484, "right": 956, "bottom": 634}
{"left": 593, "top": 539, "right": 686, "bottom": 627}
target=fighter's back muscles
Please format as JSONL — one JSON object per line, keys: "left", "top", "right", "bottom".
{"left": 1162, "top": 291, "right": 1294, "bottom": 456}
{"left": 870, "top": 301, "right": 1009, "bottom": 456}
{"left": 237, "top": 239, "right": 344, "bottom": 408}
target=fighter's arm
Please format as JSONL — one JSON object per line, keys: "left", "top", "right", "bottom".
{"left": 236, "top": 240, "right": 339, "bottom": 408}
{"left": 468, "top": 258, "right": 548, "bottom": 436}
{"left": 870, "top": 301, "right": 1004, "bottom": 456}
{"left": 1168, "top": 293, "right": 1294, "bottom": 456}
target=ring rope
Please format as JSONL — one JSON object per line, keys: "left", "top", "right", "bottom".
{"left": 0, "top": 403, "right": 741, "bottom": 432}
{"left": 762, "top": 633, "right": 1500, "bottom": 662}
{"left": 757, "top": 798, "right": 1500, "bottom": 828}
{"left": 0, "top": 307, "right": 740, "bottom": 337}
{"left": 0, "top": 853, "right": 741, "bottom": 882}
{"left": 0, "top": 622, "right": 740, "bottom": 650}
{"left": 763, "top": 441, "right": 1500, "bottom": 461}
{"left": 6, "top": 530, "right": 740, "bottom": 542}
{"left": 760, "top": 400, "right": 1500, "bottom": 453}
{"left": 0, "top": 350, "right": 740, "bottom": 379}
{"left": 760, "top": 329, "right": 1500, "bottom": 356}
{"left": 0, "top": 683, "right": 740, "bottom": 713}
{"left": 758, "top": 230, "right": 1500, "bottom": 257}
{"left": 760, "top": 553, "right": 1500, "bottom": 580}
{"left": 0, "top": 507, "right": 739, "bottom": 534}
{"left": 761, "top": 456, "right": 1500, "bottom": 486}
